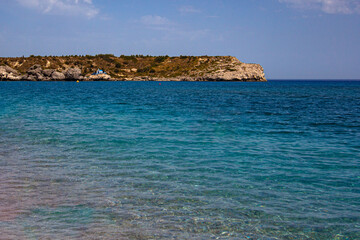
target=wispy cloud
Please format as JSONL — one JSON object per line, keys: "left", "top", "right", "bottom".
{"left": 17, "top": 0, "right": 99, "bottom": 18}
{"left": 140, "top": 15, "right": 172, "bottom": 26}
{"left": 279, "top": 0, "right": 360, "bottom": 14}
{"left": 179, "top": 5, "right": 201, "bottom": 14}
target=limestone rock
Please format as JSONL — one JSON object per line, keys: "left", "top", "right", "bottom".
{"left": 133, "top": 76, "right": 153, "bottom": 81}
{"left": 202, "top": 57, "right": 266, "bottom": 81}
{"left": 42, "top": 69, "right": 55, "bottom": 77}
{"left": 88, "top": 73, "right": 111, "bottom": 80}
{"left": 21, "top": 74, "right": 37, "bottom": 81}
{"left": 27, "top": 65, "right": 42, "bottom": 75}
{"left": 0, "top": 66, "right": 22, "bottom": 80}
{"left": 64, "top": 67, "right": 81, "bottom": 80}
{"left": 25, "top": 65, "right": 45, "bottom": 80}
{"left": 1, "top": 66, "right": 18, "bottom": 75}
{"left": 51, "top": 71, "right": 65, "bottom": 80}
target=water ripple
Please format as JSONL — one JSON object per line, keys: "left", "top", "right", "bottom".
{"left": 0, "top": 81, "right": 359, "bottom": 239}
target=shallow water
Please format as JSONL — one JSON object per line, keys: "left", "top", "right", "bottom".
{"left": 0, "top": 81, "right": 359, "bottom": 239}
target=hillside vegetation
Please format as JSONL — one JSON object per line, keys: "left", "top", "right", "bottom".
{"left": 0, "top": 55, "right": 266, "bottom": 81}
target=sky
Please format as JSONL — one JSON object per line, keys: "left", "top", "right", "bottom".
{"left": 0, "top": 0, "right": 360, "bottom": 79}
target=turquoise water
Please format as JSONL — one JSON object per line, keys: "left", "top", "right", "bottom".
{"left": 0, "top": 81, "right": 359, "bottom": 239}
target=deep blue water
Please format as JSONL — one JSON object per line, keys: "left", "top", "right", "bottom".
{"left": 0, "top": 81, "right": 359, "bottom": 239}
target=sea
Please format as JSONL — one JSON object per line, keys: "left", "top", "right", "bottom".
{"left": 0, "top": 80, "right": 359, "bottom": 239}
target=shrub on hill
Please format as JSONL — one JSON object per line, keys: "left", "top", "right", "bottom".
{"left": 154, "top": 56, "right": 169, "bottom": 63}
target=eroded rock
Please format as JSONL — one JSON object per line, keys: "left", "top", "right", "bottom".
{"left": 25, "top": 65, "right": 45, "bottom": 80}
{"left": 51, "top": 71, "right": 66, "bottom": 80}
{"left": 42, "top": 69, "right": 55, "bottom": 77}
{"left": 64, "top": 67, "right": 81, "bottom": 80}
{"left": 202, "top": 57, "right": 266, "bottom": 81}
{"left": 0, "top": 66, "right": 22, "bottom": 80}
{"left": 88, "top": 73, "right": 111, "bottom": 80}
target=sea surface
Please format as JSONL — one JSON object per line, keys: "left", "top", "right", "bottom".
{"left": 0, "top": 81, "right": 359, "bottom": 239}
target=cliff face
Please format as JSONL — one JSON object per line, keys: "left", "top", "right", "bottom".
{"left": 190, "top": 56, "right": 266, "bottom": 81}
{"left": 0, "top": 55, "right": 266, "bottom": 81}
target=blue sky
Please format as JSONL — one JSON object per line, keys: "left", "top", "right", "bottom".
{"left": 1, "top": 0, "right": 360, "bottom": 79}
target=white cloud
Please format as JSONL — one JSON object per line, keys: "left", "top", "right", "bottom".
{"left": 17, "top": 0, "right": 99, "bottom": 18}
{"left": 279, "top": 0, "right": 360, "bottom": 14}
{"left": 140, "top": 15, "right": 171, "bottom": 26}
{"left": 179, "top": 5, "right": 201, "bottom": 14}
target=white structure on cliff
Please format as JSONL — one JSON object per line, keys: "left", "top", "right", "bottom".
{"left": 92, "top": 69, "right": 106, "bottom": 75}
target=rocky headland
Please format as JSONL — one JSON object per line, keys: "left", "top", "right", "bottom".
{"left": 0, "top": 55, "right": 266, "bottom": 81}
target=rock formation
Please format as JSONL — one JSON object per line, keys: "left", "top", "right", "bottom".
{"left": 88, "top": 74, "right": 111, "bottom": 80}
{"left": 64, "top": 67, "right": 82, "bottom": 80}
{"left": 0, "top": 55, "right": 266, "bottom": 81}
{"left": 51, "top": 71, "right": 66, "bottom": 80}
{"left": 0, "top": 66, "right": 22, "bottom": 80}
{"left": 42, "top": 69, "right": 54, "bottom": 77}
{"left": 8, "top": 64, "right": 84, "bottom": 81}
{"left": 24, "top": 64, "right": 44, "bottom": 80}
{"left": 202, "top": 57, "right": 266, "bottom": 81}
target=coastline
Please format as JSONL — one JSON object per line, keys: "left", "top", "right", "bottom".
{"left": 0, "top": 55, "right": 267, "bottom": 82}
{"left": 0, "top": 77, "right": 267, "bottom": 82}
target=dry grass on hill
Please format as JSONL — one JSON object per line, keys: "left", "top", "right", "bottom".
{"left": 0, "top": 55, "right": 227, "bottom": 79}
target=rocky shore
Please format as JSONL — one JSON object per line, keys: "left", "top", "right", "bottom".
{"left": 0, "top": 65, "right": 111, "bottom": 81}
{"left": 0, "top": 55, "right": 266, "bottom": 81}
